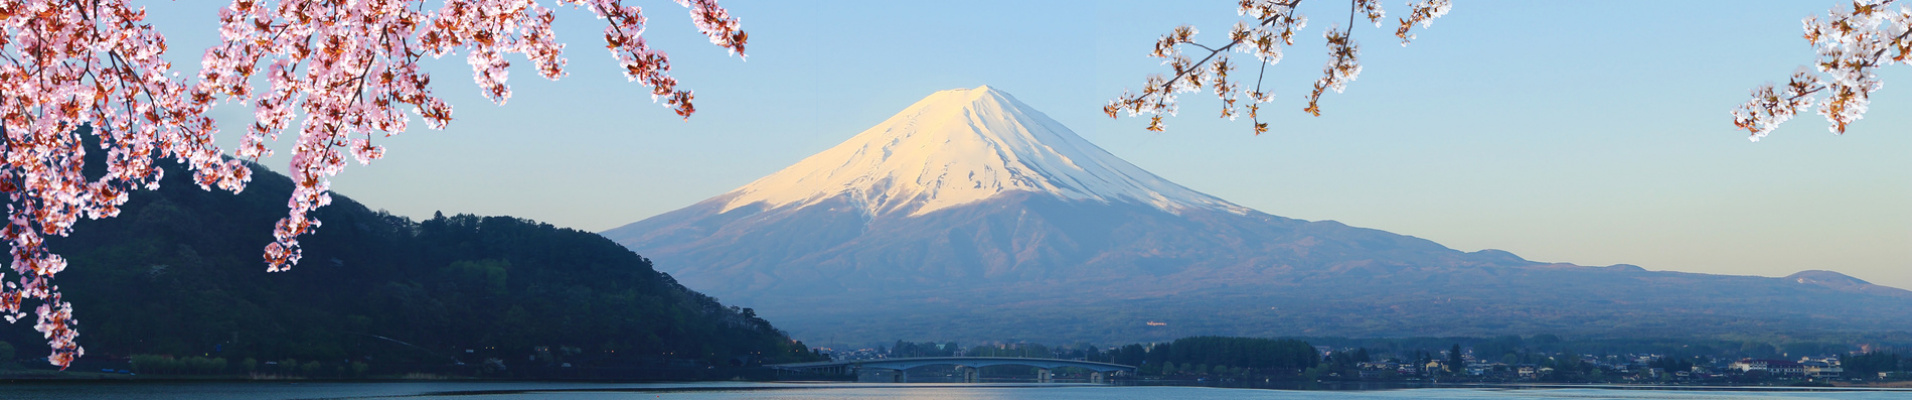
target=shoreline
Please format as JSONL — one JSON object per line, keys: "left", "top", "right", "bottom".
{"left": 1434, "top": 382, "right": 1912, "bottom": 392}
{"left": 4, "top": 378, "right": 1911, "bottom": 392}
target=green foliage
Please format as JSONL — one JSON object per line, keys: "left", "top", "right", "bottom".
{"left": 3, "top": 160, "right": 824, "bottom": 376}
{"left": 129, "top": 354, "right": 228, "bottom": 375}
{"left": 444, "top": 259, "right": 510, "bottom": 296}
{"left": 965, "top": 343, "right": 1052, "bottom": 358}
{"left": 1099, "top": 343, "right": 1147, "bottom": 366}
{"left": 1318, "top": 348, "right": 1372, "bottom": 378}
{"left": 1648, "top": 356, "right": 1695, "bottom": 373}
{"left": 1296, "top": 334, "right": 1912, "bottom": 363}
{"left": 1096, "top": 334, "right": 1912, "bottom": 383}
{"left": 1124, "top": 336, "right": 1317, "bottom": 376}
{"left": 1844, "top": 351, "right": 1905, "bottom": 379}
{"left": 890, "top": 341, "right": 960, "bottom": 358}
{"left": 1448, "top": 344, "right": 1464, "bottom": 374}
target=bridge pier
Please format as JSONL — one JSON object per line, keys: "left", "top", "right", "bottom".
{"left": 892, "top": 368, "right": 907, "bottom": 383}
{"left": 1091, "top": 371, "right": 1105, "bottom": 384}
{"left": 961, "top": 366, "right": 979, "bottom": 383}
{"left": 1037, "top": 368, "right": 1052, "bottom": 383}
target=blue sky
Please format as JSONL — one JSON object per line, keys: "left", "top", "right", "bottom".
{"left": 139, "top": 1, "right": 1910, "bottom": 289}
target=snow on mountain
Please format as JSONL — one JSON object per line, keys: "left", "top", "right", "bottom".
{"left": 718, "top": 85, "right": 1247, "bottom": 217}
{"left": 604, "top": 85, "right": 1912, "bottom": 346}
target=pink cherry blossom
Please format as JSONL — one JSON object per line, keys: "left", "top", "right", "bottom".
{"left": 0, "top": 0, "right": 746, "bottom": 369}
{"left": 1735, "top": 0, "right": 1909, "bottom": 140}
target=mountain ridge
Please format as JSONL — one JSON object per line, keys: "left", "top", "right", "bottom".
{"left": 8, "top": 154, "right": 823, "bottom": 375}
{"left": 606, "top": 86, "right": 1912, "bottom": 345}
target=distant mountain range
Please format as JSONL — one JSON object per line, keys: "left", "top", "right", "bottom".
{"left": 605, "top": 86, "right": 1912, "bottom": 345}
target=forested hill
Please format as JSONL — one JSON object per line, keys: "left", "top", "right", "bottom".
{"left": 1, "top": 156, "right": 821, "bottom": 377}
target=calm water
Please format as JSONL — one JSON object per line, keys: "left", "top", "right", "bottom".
{"left": 2, "top": 382, "right": 1907, "bottom": 400}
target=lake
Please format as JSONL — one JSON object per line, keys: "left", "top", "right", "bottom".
{"left": 4, "top": 382, "right": 1909, "bottom": 400}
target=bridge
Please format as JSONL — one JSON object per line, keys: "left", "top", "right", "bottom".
{"left": 767, "top": 357, "right": 1136, "bottom": 383}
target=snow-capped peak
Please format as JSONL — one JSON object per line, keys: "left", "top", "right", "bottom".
{"left": 719, "top": 85, "right": 1247, "bottom": 217}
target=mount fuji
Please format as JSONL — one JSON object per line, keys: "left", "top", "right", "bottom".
{"left": 605, "top": 86, "right": 1912, "bottom": 344}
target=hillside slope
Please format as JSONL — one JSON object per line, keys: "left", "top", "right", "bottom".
{"left": 1, "top": 157, "right": 820, "bottom": 376}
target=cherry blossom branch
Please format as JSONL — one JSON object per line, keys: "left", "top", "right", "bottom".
{"left": 1302, "top": 0, "right": 1363, "bottom": 117}
{"left": 0, "top": 0, "right": 749, "bottom": 369}
{"left": 1734, "top": 0, "right": 1910, "bottom": 140}
{"left": 1106, "top": 0, "right": 1448, "bottom": 134}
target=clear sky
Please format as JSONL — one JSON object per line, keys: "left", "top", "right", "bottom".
{"left": 137, "top": 1, "right": 1910, "bottom": 289}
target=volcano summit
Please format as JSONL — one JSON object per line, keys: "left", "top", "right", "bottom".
{"left": 605, "top": 86, "right": 1912, "bottom": 344}
{"left": 713, "top": 85, "right": 1243, "bottom": 217}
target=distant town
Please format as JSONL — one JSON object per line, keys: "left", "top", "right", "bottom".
{"left": 803, "top": 336, "right": 1912, "bottom": 387}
